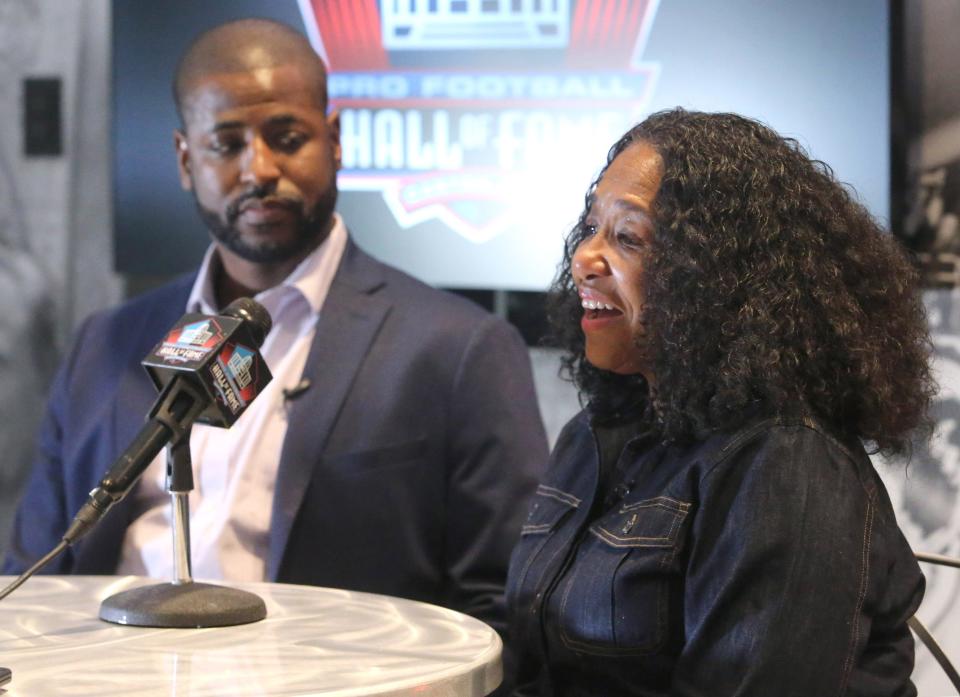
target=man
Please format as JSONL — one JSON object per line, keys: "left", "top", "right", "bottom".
{"left": 3, "top": 18, "right": 547, "bottom": 640}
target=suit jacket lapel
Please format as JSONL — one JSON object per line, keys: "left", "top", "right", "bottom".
{"left": 268, "top": 240, "right": 391, "bottom": 580}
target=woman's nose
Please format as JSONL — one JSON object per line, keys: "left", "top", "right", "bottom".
{"left": 572, "top": 235, "right": 609, "bottom": 283}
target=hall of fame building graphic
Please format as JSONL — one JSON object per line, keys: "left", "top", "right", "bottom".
{"left": 297, "top": 0, "right": 661, "bottom": 243}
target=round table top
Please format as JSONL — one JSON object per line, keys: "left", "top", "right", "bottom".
{"left": 0, "top": 575, "right": 502, "bottom": 696}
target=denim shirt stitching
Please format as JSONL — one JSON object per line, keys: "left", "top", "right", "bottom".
{"left": 556, "top": 550, "right": 672, "bottom": 657}
{"left": 703, "top": 417, "right": 793, "bottom": 476}
{"left": 590, "top": 527, "right": 672, "bottom": 549}
{"left": 513, "top": 487, "right": 584, "bottom": 617}
{"left": 522, "top": 522, "right": 557, "bottom": 535}
{"left": 536, "top": 484, "right": 582, "bottom": 508}
{"left": 590, "top": 501, "right": 690, "bottom": 548}
{"left": 619, "top": 496, "right": 691, "bottom": 514}
{"left": 701, "top": 416, "right": 881, "bottom": 697}
{"left": 555, "top": 497, "right": 689, "bottom": 657}
{"left": 839, "top": 488, "right": 877, "bottom": 696}
{"left": 509, "top": 410, "right": 923, "bottom": 694}
{"left": 701, "top": 417, "right": 863, "bottom": 490}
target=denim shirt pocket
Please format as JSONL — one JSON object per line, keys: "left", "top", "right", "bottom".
{"left": 557, "top": 496, "right": 691, "bottom": 656}
{"left": 508, "top": 484, "right": 581, "bottom": 612}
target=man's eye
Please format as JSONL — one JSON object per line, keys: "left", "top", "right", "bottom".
{"left": 275, "top": 132, "right": 307, "bottom": 152}
{"left": 208, "top": 139, "right": 242, "bottom": 155}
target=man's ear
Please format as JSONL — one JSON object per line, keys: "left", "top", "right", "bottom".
{"left": 174, "top": 129, "right": 193, "bottom": 191}
{"left": 327, "top": 110, "right": 341, "bottom": 171}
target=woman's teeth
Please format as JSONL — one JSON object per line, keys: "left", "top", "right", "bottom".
{"left": 581, "top": 299, "right": 616, "bottom": 311}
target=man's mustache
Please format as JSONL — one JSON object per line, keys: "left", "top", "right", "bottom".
{"left": 226, "top": 186, "right": 305, "bottom": 222}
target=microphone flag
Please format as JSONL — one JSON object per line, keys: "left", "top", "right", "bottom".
{"left": 142, "top": 312, "right": 272, "bottom": 428}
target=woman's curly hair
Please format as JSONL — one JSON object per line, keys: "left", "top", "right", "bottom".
{"left": 549, "top": 108, "right": 935, "bottom": 455}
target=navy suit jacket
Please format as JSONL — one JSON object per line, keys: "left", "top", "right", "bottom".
{"left": 4, "top": 239, "right": 548, "bottom": 635}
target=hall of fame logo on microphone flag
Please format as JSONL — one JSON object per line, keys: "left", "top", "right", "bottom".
{"left": 155, "top": 319, "right": 226, "bottom": 364}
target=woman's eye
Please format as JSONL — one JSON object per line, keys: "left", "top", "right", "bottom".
{"left": 583, "top": 224, "right": 598, "bottom": 236}
{"left": 616, "top": 230, "right": 644, "bottom": 248}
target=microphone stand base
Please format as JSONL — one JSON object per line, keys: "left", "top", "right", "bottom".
{"left": 99, "top": 581, "right": 266, "bottom": 628}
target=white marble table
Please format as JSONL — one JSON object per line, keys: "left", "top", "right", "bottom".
{"left": 0, "top": 576, "right": 502, "bottom": 696}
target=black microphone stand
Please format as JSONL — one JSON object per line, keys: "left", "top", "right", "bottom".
{"left": 99, "top": 425, "right": 266, "bottom": 627}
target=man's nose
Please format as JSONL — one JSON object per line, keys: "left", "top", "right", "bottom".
{"left": 240, "top": 137, "right": 281, "bottom": 186}
{"left": 572, "top": 234, "right": 609, "bottom": 283}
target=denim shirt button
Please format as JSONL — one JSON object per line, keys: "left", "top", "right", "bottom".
{"left": 621, "top": 512, "right": 638, "bottom": 535}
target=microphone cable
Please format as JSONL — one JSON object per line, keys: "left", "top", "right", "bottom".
{"left": 0, "top": 539, "right": 69, "bottom": 602}
{"left": 0, "top": 297, "right": 272, "bottom": 605}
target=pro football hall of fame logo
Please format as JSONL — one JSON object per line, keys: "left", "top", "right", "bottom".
{"left": 298, "top": 0, "right": 662, "bottom": 244}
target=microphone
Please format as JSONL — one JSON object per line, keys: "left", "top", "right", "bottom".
{"left": 62, "top": 297, "right": 273, "bottom": 545}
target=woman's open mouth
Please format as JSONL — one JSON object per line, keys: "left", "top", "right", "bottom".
{"left": 581, "top": 298, "right": 622, "bottom": 319}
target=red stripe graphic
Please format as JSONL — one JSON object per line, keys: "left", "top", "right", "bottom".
{"left": 568, "top": 0, "right": 650, "bottom": 68}
{"left": 623, "top": 0, "right": 646, "bottom": 57}
{"left": 308, "top": 0, "right": 388, "bottom": 71}
{"left": 598, "top": 0, "right": 617, "bottom": 48}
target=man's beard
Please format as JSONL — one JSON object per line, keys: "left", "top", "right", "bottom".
{"left": 195, "top": 185, "right": 337, "bottom": 264}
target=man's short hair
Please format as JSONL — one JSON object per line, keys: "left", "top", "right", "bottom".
{"left": 173, "top": 18, "right": 329, "bottom": 125}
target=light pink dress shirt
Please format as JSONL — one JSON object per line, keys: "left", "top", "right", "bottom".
{"left": 116, "top": 216, "right": 348, "bottom": 581}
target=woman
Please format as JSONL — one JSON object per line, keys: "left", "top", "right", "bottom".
{"left": 507, "top": 109, "right": 934, "bottom": 696}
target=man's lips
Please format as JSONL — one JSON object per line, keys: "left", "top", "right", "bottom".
{"left": 241, "top": 195, "right": 297, "bottom": 209}
{"left": 236, "top": 197, "right": 301, "bottom": 223}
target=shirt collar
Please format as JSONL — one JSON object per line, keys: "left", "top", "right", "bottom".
{"left": 186, "top": 213, "right": 348, "bottom": 316}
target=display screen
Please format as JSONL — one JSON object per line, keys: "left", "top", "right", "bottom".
{"left": 114, "top": 0, "right": 889, "bottom": 290}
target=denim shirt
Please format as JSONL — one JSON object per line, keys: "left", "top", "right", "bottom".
{"left": 506, "top": 411, "right": 924, "bottom": 697}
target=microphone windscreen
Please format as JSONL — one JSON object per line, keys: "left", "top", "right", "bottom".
{"left": 222, "top": 298, "right": 272, "bottom": 347}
